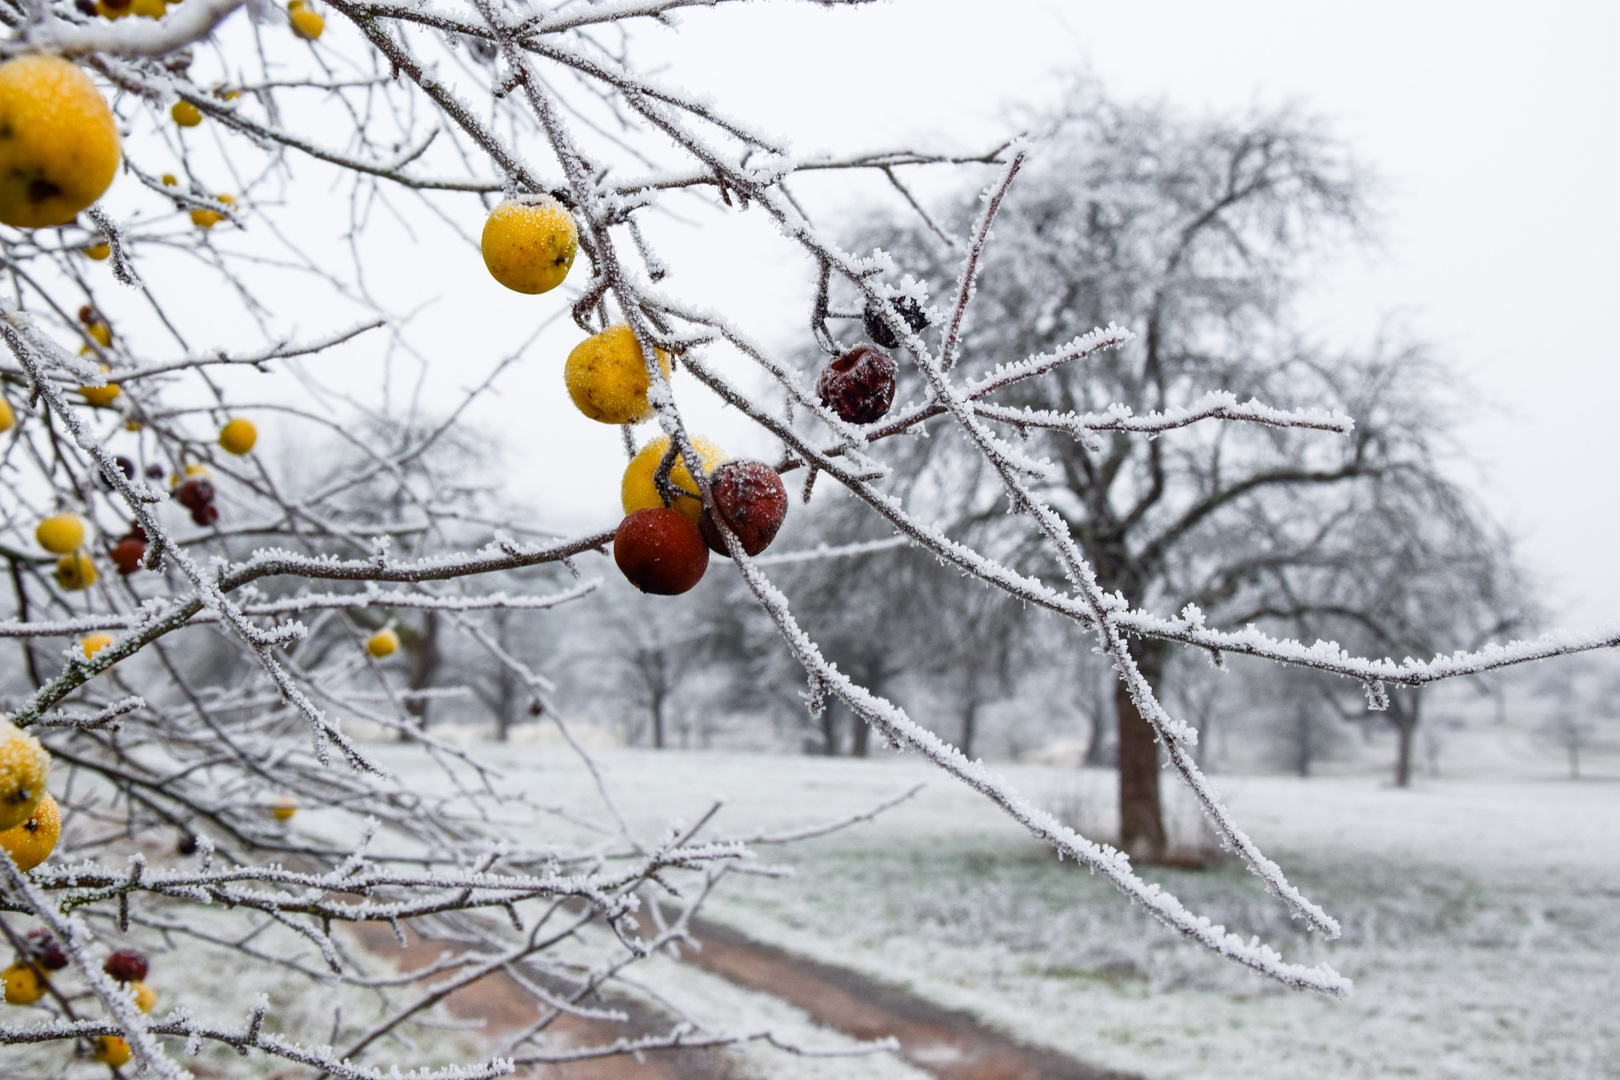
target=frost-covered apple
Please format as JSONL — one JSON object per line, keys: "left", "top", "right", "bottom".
{"left": 818, "top": 344, "right": 897, "bottom": 425}
{"left": 699, "top": 460, "right": 788, "bottom": 557}
{"left": 614, "top": 508, "right": 708, "bottom": 595}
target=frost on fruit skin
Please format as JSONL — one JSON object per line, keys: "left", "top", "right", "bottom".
{"left": 366, "top": 628, "right": 398, "bottom": 657}
{"left": 481, "top": 195, "right": 578, "bottom": 294}
{"left": 614, "top": 508, "right": 709, "bottom": 595}
{"left": 566, "top": 324, "right": 670, "bottom": 424}
{"left": 818, "top": 344, "right": 898, "bottom": 425}
{"left": 622, "top": 433, "right": 729, "bottom": 523}
{"left": 0, "top": 792, "right": 61, "bottom": 872}
{"left": 700, "top": 459, "right": 789, "bottom": 557}
{"left": 863, "top": 295, "right": 929, "bottom": 349}
{"left": 0, "top": 720, "right": 50, "bottom": 832}
{"left": 0, "top": 56, "right": 122, "bottom": 229}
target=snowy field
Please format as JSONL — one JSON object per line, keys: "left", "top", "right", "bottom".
{"left": 365, "top": 732, "right": 1620, "bottom": 1080}
{"left": 16, "top": 731, "right": 1611, "bottom": 1079}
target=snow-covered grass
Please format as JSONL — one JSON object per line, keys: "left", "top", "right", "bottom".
{"left": 400, "top": 739, "right": 1620, "bottom": 1080}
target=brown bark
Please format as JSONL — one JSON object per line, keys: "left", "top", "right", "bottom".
{"left": 1115, "top": 639, "right": 1167, "bottom": 861}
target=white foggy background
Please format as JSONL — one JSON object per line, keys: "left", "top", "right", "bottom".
{"left": 188, "top": 0, "right": 1617, "bottom": 633}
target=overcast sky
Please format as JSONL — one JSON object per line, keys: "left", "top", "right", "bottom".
{"left": 604, "top": 0, "right": 1620, "bottom": 631}
{"left": 235, "top": 1, "right": 1616, "bottom": 638}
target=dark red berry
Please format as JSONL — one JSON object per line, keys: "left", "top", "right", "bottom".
{"left": 78, "top": 305, "right": 97, "bottom": 325}
{"left": 176, "top": 834, "right": 199, "bottom": 856}
{"left": 699, "top": 460, "right": 788, "bottom": 557}
{"left": 104, "top": 948, "right": 148, "bottom": 983}
{"left": 862, "top": 296, "right": 929, "bottom": 350}
{"left": 173, "top": 477, "right": 214, "bottom": 511}
{"left": 25, "top": 928, "right": 68, "bottom": 971}
{"left": 109, "top": 536, "right": 146, "bottom": 575}
{"left": 614, "top": 508, "right": 709, "bottom": 596}
{"left": 190, "top": 503, "right": 219, "bottom": 527}
{"left": 818, "top": 344, "right": 897, "bottom": 425}
{"left": 144, "top": 464, "right": 165, "bottom": 480}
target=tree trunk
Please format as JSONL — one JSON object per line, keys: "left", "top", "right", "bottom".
{"left": 960, "top": 698, "right": 980, "bottom": 760}
{"left": 1390, "top": 690, "right": 1420, "bottom": 787}
{"left": 850, "top": 708, "right": 870, "bottom": 757}
{"left": 1116, "top": 640, "right": 1167, "bottom": 862}
{"left": 1295, "top": 706, "right": 1311, "bottom": 778}
{"left": 820, "top": 701, "right": 840, "bottom": 755}
{"left": 406, "top": 611, "right": 440, "bottom": 728}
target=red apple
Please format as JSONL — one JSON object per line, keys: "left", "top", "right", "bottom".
{"left": 614, "top": 508, "right": 709, "bottom": 595}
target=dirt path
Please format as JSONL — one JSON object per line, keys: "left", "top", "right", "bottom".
{"left": 349, "top": 923, "right": 739, "bottom": 1080}
{"left": 685, "top": 919, "right": 1135, "bottom": 1080}
{"left": 353, "top": 920, "right": 1132, "bottom": 1080}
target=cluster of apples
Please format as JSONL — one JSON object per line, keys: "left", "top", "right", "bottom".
{"left": 2, "top": 934, "right": 155, "bottom": 1066}
{"left": 0, "top": 722, "right": 162, "bottom": 1065}
{"left": 26, "top": 418, "right": 255, "bottom": 589}
{"left": 480, "top": 198, "right": 918, "bottom": 595}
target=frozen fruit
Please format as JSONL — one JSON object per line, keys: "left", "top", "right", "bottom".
{"left": 614, "top": 508, "right": 708, "bottom": 595}
{"left": 565, "top": 324, "right": 671, "bottom": 425}
{"left": 35, "top": 515, "right": 85, "bottom": 555}
{"left": 0, "top": 720, "right": 50, "bottom": 832}
{"left": 94, "top": 1036, "right": 131, "bottom": 1066}
{"left": 218, "top": 417, "right": 256, "bottom": 455}
{"left": 54, "top": 553, "right": 98, "bottom": 591}
{"left": 621, "top": 434, "right": 727, "bottom": 523}
{"left": 190, "top": 193, "right": 234, "bottom": 228}
{"left": 0, "top": 56, "right": 122, "bottom": 229}
{"left": 289, "top": 0, "right": 325, "bottom": 39}
{"left": 80, "top": 633, "right": 114, "bottom": 658}
{"left": 24, "top": 929, "right": 67, "bottom": 971}
{"left": 481, "top": 195, "right": 576, "bottom": 294}
{"left": 366, "top": 629, "right": 398, "bottom": 658}
{"left": 818, "top": 344, "right": 896, "bottom": 425}
{"left": 110, "top": 533, "right": 146, "bottom": 574}
{"left": 863, "top": 295, "right": 929, "bottom": 349}
{"left": 270, "top": 795, "right": 296, "bottom": 821}
{"left": 129, "top": 980, "right": 155, "bottom": 1012}
{"left": 2, "top": 962, "right": 46, "bottom": 1005}
{"left": 0, "top": 793, "right": 60, "bottom": 872}
{"left": 80, "top": 365, "right": 121, "bottom": 407}
{"left": 698, "top": 459, "right": 788, "bottom": 556}
{"left": 171, "top": 100, "right": 201, "bottom": 127}
{"left": 103, "top": 948, "right": 147, "bottom": 983}
{"left": 173, "top": 476, "right": 216, "bottom": 527}
{"left": 0, "top": 398, "right": 13, "bottom": 431}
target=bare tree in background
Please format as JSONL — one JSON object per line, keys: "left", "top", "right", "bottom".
{"left": 1532, "top": 657, "right": 1618, "bottom": 780}
{"left": 844, "top": 80, "right": 1528, "bottom": 854}
{"left": 0, "top": 5, "right": 1612, "bottom": 1076}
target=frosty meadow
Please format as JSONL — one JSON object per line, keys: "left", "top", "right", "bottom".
{"left": 0, "top": 0, "right": 1613, "bottom": 1076}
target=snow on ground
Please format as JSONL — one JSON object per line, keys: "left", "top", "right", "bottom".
{"left": 381, "top": 738, "right": 1620, "bottom": 1080}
